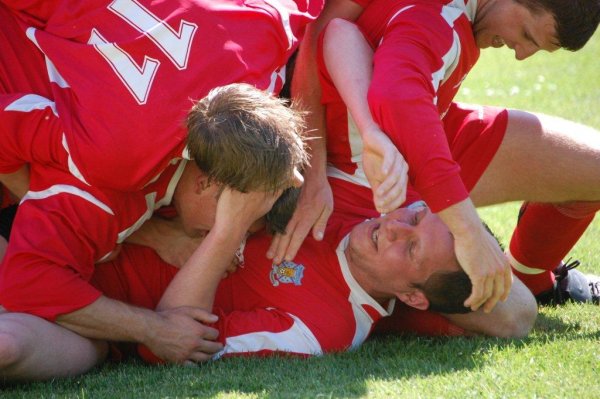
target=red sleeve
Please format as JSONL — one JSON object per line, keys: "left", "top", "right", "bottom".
{"left": 0, "top": 93, "right": 66, "bottom": 174}
{"left": 0, "top": 188, "right": 118, "bottom": 321}
{"left": 367, "top": 11, "right": 468, "bottom": 212}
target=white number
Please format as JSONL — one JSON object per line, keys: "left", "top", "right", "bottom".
{"left": 90, "top": 0, "right": 198, "bottom": 104}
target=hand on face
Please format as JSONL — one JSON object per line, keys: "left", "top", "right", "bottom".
{"left": 267, "top": 168, "right": 333, "bottom": 264}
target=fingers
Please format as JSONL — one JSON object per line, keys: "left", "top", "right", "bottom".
{"left": 267, "top": 234, "right": 282, "bottom": 260}
{"left": 188, "top": 308, "right": 219, "bottom": 325}
{"left": 501, "top": 266, "right": 513, "bottom": 302}
{"left": 312, "top": 202, "right": 332, "bottom": 241}
{"left": 464, "top": 277, "right": 489, "bottom": 312}
{"left": 267, "top": 201, "right": 333, "bottom": 264}
{"left": 183, "top": 339, "right": 223, "bottom": 365}
{"left": 274, "top": 217, "right": 310, "bottom": 263}
{"left": 374, "top": 177, "right": 407, "bottom": 213}
{"left": 482, "top": 275, "right": 504, "bottom": 313}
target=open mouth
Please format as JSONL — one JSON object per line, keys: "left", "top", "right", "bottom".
{"left": 370, "top": 224, "right": 380, "bottom": 249}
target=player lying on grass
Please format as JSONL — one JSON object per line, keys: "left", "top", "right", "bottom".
{"left": 317, "top": 11, "right": 600, "bottom": 309}
{"left": 268, "top": 0, "right": 600, "bottom": 314}
{"left": 0, "top": 83, "right": 307, "bottom": 381}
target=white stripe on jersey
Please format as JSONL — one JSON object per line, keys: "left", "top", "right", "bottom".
{"left": 25, "top": 28, "right": 70, "bottom": 88}
{"left": 62, "top": 134, "right": 91, "bottom": 186}
{"left": 116, "top": 160, "right": 186, "bottom": 243}
{"left": 263, "top": 0, "right": 295, "bottom": 49}
{"left": 117, "top": 192, "right": 156, "bottom": 243}
{"left": 4, "top": 94, "right": 58, "bottom": 116}
{"left": 336, "top": 235, "right": 391, "bottom": 349}
{"left": 213, "top": 311, "right": 322, "bottom": 359}
{"left": 326, "top": 165, "right": 371, "bottom": 189}
{"left": 21, "top": 184, "right": 114, "bottom": 215}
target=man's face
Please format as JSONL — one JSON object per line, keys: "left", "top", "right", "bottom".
{"left": 473, "top": 0, "right": 560, "bottom": 60}
{"left": 346, "top": 206, "right": 458, "bottom": 295}
{"left": 173, "top": 163, "right": 304, "bottom": 237}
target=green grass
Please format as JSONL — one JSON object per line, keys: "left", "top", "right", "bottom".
{"left": 3, "top": 32, "right": 600, "bottom": 399}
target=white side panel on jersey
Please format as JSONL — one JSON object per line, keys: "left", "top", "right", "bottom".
{"left": 213, "top": 312, "right": 323, "bottom": 359}
{"left": 336, "top": 236, "right": 391, "bottom": 348}
{"left": 267, "top": 65, "right": 286, "bottom": 93}
{"left": 25, "top": 28, "right": 70, "bottom": 88}
{"left": 108, "top": 0, "right": 198, "bottom": 70}
{"left": 22, "top": 184, "right": 114, "bottom": 215}
{"left": 4, "top": 94, "right": 58, "bottom": 116}
{"left": 89, "top": 28, "right": 160, "bottom": 105}
{"left": 154, "top": 160, "right": 187, "bottom": 208}
{"left": 326, "top": 165, "right": 371, "bottom": 189}
{"left": 263, "top": 0, "right": 295, "bottom": 49}
{"left": 116, "top": 192, "right": 156, "bottom": 243}
{"left": 62, "top": 134, "right": 91, "bottom": 186}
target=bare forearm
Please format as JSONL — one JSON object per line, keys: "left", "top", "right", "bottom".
{"left": 157, "top": 225, "right": 246, "bottom": 311}
{"left": 291, "top": 0, "right": 364, "bottom": 176}
{"left": 56, "top": 295, "right": 160, "bottom": 344}
{"left": 437, "top": 198, "right": 483, "bottom": 239}
{"left": 323, "top": 19, "right": 378, "bottom": 135}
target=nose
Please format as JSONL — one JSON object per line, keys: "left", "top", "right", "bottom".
{"left": 382, "top": 219, "right": 414, "bottom": 242}
{"left": 514, "top": 44, "right": 538, "bottom": 60}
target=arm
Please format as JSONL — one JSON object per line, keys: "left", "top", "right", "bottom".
{"left": 158, "top": 188, "right": 283, "bottom": 311}
{"left": 327, "top": 13, "right": 510, "bottom": 311}
{"left": 445, "top": 275, "right": 537, "bottom": 338}
{"left": 57, "top": 296, "right": 220, "bottom": 363}
{"left": 268, "top": 0, "right": 365, "bottom": 264}
{"left": 322, "top": 18, "right": 409, "bottom": 213}
{"left": 0, "top": 194, "right": 221, "bottom": 364}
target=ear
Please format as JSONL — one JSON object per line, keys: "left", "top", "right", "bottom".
{"left": 397, "top": 290, "right": 429, "bottom": 311}
{"left": 195, "top": 173, "right": 210, "bottom": 195}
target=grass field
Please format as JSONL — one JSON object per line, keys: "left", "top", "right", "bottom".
{"left": 3, "top": 32, "right": 600, "bottom": 399}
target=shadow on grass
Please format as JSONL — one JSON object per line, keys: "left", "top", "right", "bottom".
{"left": 3, "top": 311, "right": 600, "bottom": 398}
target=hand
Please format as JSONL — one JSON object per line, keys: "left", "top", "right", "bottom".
{"left": 267, "top": 172, "right": 333, "bottom": 263}
{"left": 144, "top": 306, "right": 222, "bottom": 364}
{"left": 455, "top": 225, "right": 513, "bottom": 313}
{"left": 362, "top": 128, "right": 408, "bottom": 213}
{"left": 438, "top": 198, "right": 512, "bottom": 313}
{"left": 215, "top": 188, "right": 283, "bottom": 235}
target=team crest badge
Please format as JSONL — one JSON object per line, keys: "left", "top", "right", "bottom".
{"left": 270, "top": 261, "right": 305, "bottom": 287}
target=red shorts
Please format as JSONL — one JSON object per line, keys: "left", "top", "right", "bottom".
{"left": 444, "top": 102, "right": 508, "bottom": 192}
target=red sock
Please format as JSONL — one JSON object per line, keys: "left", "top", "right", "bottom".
{"left": 509, "top": 201, "right": 599, "bottom": 295}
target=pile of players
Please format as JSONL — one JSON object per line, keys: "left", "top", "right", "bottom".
{"left": 0, "top": 0, "right": 598, "bottom": 382}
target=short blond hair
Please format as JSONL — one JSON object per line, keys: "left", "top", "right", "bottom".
{"left": 186, "top": 83, "right": 308, "bottom": 193}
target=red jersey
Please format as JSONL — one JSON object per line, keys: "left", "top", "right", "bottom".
{"left": 92, "top": 176, "right": 391, "bottom": 358}
{"left": 0, "top": 159, "right": 186, "bottom": 321}
{"left": 320, "top": 0, "right": 480, "bottom": 212}
{"left": 1, "top": 0, "right": 323, "bottom": 190}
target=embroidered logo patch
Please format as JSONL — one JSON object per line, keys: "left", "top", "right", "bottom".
{"left": 270, "top": 261, "right": 305, "bottom": 287}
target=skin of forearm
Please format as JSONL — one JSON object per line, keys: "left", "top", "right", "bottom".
{"left": 437, "top": 197, "right": 484, "bottom": 238}
{"left": 56, "top": 295, "right": 163, "bottom": 344}
{"left": 323, "top": 19, "right": 378, "bottom": 136}
{"left": 291, "top": 0, "right": 363, "bottom": 176}
{"left": 157, "top": 223, "right": 247, "bottom": 311}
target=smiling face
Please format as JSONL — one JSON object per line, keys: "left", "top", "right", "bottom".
{"left": 473, "top": 0, "right": 560, "bottom": 59}
{"left": 345, "top": 206, "right": 459, "bottom": 301}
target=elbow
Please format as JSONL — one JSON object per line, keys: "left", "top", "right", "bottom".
{"left": 495, "top": 296, "right": 538, "bottom": 339}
